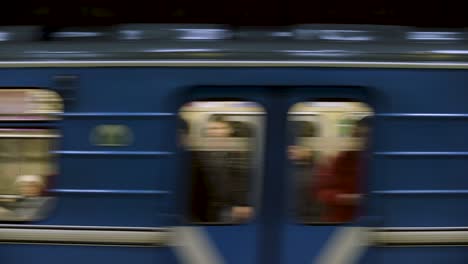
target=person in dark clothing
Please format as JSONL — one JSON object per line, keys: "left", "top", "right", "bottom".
{"left": 190, "top": 116, "right": 253, "bottom": 223}
{"left": 288, "top": 121, "right": 321, "bottom": 222}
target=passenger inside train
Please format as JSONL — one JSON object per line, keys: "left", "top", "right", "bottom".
{"left": 0, "top": 129, "right": 59, "bottom": 221}
{"left": 288, "top": 121, "right": 321, "bottom": 222}
{"left": 288, "top": 101, "right": 372, "bottom": 224}
{"left": 0, "top": 174, "right": 53, "bottom": 221}
{"left": 186, "top": 114, "right": 254, "bottom": 223}
{"left": 182, "top": 100, "right": 371, "bottom": 225}
{"left": 314, "top": 117, "right": 370, "bottom": 223}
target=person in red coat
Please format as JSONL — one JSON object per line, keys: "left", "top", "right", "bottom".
{"left": 315, "top": 117, "right": 370, "bottom": 223}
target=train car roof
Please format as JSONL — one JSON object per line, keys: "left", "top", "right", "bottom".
{"left": 1, "top": 24, "right": 468, "bottom": 68}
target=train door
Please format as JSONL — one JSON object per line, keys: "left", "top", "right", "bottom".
{"left": 176, "top": 87, "right": 374, "bottom": 264}
{"left": 177, "top": 99, "right": 265, "bottom": 264}
{"left": 277, "top": 88, "right": 375, "bottom": 264}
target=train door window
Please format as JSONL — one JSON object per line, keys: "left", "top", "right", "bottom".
{"left": 287, "top": 101, "right": 372, "bottom": 224}
{"left": 0, "top": 89, "right": 62, "bottom": 222}
{"left": 338, "top": 112, "right": 370, "bottom": 138}
{"left": 179, "top": 101, "right": 264, "bottom": 224}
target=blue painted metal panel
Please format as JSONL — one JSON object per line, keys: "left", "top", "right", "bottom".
{"left": 61, "top": 117, "right": 174, "bottom": 151}
{"left": 373, "top": 156, "right": 468, "bottom": 190}
{"left": 204, "top": 225, "right": 257, "bottom": 264}
{"left": 61, "top": 112, "right": 175, "bottom": 117}
{"left": 380, "top": 196, "right": 468, "bottom": 226}
{"left": 36, "top": 195, "right": 170, "bottom": 227}
{"left": 376, "top": 118, "right": 468, "bottom": 151}
{"left": 376, "top": 247, "right": 468, "bottom": 264}
{"left": 282, "top": 225, "right": 337, "bottom": 264}
{"left": 359, "top": 248, "right": 385, "bottom": 264}
{"left": 55, "top": 150, "right": 173, "bottom": 156}
{"left": 49, "top": 189, "right": 169, "bottom": 195}
{"left": 0, "top": 68, "right": 465, "bottom": 112}
{"left": 0, "top": 245, "right": 177, "bottom": 264}
{"left": 57, "top": 156, "right": 171, "bottom": 190}
{"left": 374, "top": 190, "right": 468, "bottom": 195}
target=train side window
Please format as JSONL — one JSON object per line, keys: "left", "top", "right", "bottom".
{"left": 288, "top": 101, "right": 372, "bottom": 224}
{"left": 0, "top": 89, "right": 63, "bottom": 222}
{"left": 179, "top": 101, "right": 264, "bottom": 224}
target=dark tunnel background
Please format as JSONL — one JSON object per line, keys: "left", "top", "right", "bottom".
{"left": 2, "top": 1, "right": 468, "bottom": 28}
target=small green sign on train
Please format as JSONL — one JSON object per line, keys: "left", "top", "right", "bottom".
{"left": 90, "top": 125, "right": 133, "bottom": 146}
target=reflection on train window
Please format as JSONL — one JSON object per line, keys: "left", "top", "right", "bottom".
{"left": 0, "top": 89, "right": 62, "bottom": 222}
{"left": 288, "top": 101, "right": 372, "bottom": 224}
{"left": 179, "top": 101, "right": 264, "bottom": 224}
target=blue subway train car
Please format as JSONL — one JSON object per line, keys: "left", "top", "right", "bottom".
{"left": 1, "top": 24, "right": 468, "bottom": 264}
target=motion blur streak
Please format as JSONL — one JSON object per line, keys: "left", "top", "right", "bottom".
{"left": 171, "top": 226, "right": 225, "bottom": 264}
{"left": 314, "top": 227, "right": 369, "bottom": 264}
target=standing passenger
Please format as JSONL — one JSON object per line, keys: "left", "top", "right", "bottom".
{"left": 288, "top": 121, "right": 321, "bottom": 222}
{"left": 192, "top": 116, "right": 253, "bottom": 223}
{"left": 315, "top": 118, "right": 370, "bottom": 223}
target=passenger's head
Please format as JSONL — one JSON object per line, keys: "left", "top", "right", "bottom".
{"left": 352, "top": 117, "right": 370, "bottom": 138}
{"left": 205, "top": 116, "right": 233, "bottom": 138}
{"left": 15, "top": 175, "right": 44, "bottom": 197}
{"left": 291, "top": 121, "right": 317, "bottom": 139}
{"left": 352, "top": 117, "right": 372, "bottom": 152}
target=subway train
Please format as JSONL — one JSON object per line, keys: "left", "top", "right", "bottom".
{"left": 0, "top": 24, "right": 468, "bottom": 264}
